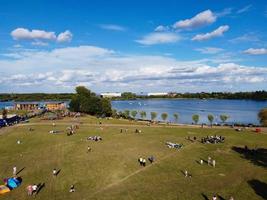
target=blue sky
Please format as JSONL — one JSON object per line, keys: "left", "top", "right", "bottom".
{"left": 0, "top": 0, "right": 267, "bottom": 93}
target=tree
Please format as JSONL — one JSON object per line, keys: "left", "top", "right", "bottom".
{"left": 150, "top": 112, "right": 157, "bottom": 121}
{"left": 2, "top": 109, "right": 7, "bottom": 119}
{"left": 173, "top": 113, "right": 179, "bottom": 123}
{"left": 131, "top": 110, "right": 138, "bottom": 119}
{"left": 161, "top": 113, "right": 168, "bottom": 122}
{"left": 258, "top": 108, "right": 267, "bottom": 126}
{"left": 121, "top": 92, "right": 137, "bottom": 100}
{"left": 140, "top": 111, "right": 147, "bottom": 119}
{"left": 207, "top": 114, "right": 214, "bottom": 127}
{"left": 220, "top": 114, "right": 229, "bottom": 124}
{"left": 124, "top": 110, "right": 130, "bottom": 118}
{"left": 192, "top": 114, "right": 199, "bottom": 124}
{"left": 69, "top": 86, "right": 112, "bottom": 117}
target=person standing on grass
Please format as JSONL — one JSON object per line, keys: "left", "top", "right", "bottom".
{"left": 13, "top": 166, "right": 17, "bottom": 176}
{"left": 208, "top": 157, "right": 211, "bottom": 165}
{"left": 200, "top": 159, "right": 203, "bottom": 165}
{"left": 87, "top": 146, "right": 92, "bottom": 153}
{"left": 69, "top": 185, "right": 75, "bottom": 192}
{"left": 27, "top": 185, "right": 33, "bottom": 196}
{"left": 184, "top": 170, "right": 188, "bottom": 177}
{"left": 212, "top": 160, "right": 216, "bottom": 167}
{"left": 53, "top": 169, "right": 57, "bottom": 176}
{"left": 143, "top": 158, "right": 146, "bottom": 167}
{"left": 32, "top": 184, "right": 38, "bottom": 195}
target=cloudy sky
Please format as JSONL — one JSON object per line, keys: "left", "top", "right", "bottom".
{"left": 0, "top": 0, "right": 267, "bottom": 93}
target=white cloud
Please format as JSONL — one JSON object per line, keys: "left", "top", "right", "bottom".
{"left": 31, "top": 41, "right": 49, "bottom": 46}
{"left": 11, "top": 28, "right": 56, "bottom": 40}
{"left": 215, "top": 8, "right": 233, "bottom": 17}
{"left": 1, "top": 45, "right": 266, "bottom": 92}
{"left": 192, "top": 25, "right": 229, "bottom": 41}
{"left": 99, "top": 24, "right": 126, "bottom": 31}
{"left": 173, "top": 10, "right": 217, "bottom": 29}
{"left": 237, "top": 5, "right": 252, "bottom": 14}
{"left": 230, "top": 33, "right": 260, "bottom": 43}
{"left": 154, "top": 25, "right": 169, "bottom": 32}
{"left": 11, "top": 28, "right": 72, "bottom": 43}
{"left": 243, "top": 48, "right": 267, "bottom": 55}
{"left": 57, "top": 30, "right": 73, "bottom": 42}
{"left": 195, "top": 47, "right": 224, "bottom": 54}
{"left": 136, "top": 32, "right": 181, "bottom": 45}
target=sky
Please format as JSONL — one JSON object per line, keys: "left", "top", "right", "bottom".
{"left": 0, "top": 0, "right": 267, "bottom": 93}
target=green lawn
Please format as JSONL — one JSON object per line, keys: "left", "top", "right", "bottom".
{"left": 0, "top": 116, "right": 267, "bottom": 200}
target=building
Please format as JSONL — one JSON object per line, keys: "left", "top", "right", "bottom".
{"left": 14, "top": 102, "right": 39, "bottom": 111}
{"left": 45, "top": 101, "right": 67, "bottom": 111}
{"left": 100, "top": 92, "right": 122, "bottom": 98}
{"left": 147, "top": 92, "right": 168, "bottom": 96}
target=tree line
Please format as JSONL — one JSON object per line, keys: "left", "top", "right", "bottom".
{"left": 116, "top": 109, "right": 230, "bottom": 125}
{"left": 115, "top": 91, "right": 267, "bottom": 100}
{"left": 1, "top": 90, "right": 267, "bottom": 102}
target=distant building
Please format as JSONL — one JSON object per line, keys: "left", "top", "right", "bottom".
{"left": 14, "top": 102, "right": 39, "bottom": 111}
{"left": 45, "top": 101, "right": 67, "bottom": 111}
{"left": 100, "top": 92, "right": 122, "bottom": 98}
{"left": 147, "top": 92, "right": 168, "bottom": 96}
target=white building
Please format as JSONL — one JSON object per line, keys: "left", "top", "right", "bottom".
{"left": 100, "top": 92, "right": 122, "bottom": 98}
{"left": 147, "top": 92, "right": 168, "bottom": 96}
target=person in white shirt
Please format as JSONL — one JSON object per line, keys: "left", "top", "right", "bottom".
{"left": 212, "top": 160, "right": 216, "bottom": 167}
{"left": 212, "top": 195, "right": 217, "bottom": 200}
{"left": 53, "top": 169, "right": 57, "bottom": 176}
{"left": 32, "top": 184, "right": 38, "bottom": 195}
{"left": 200, "top": 159, "right": 203, "bottom": 165}
{"left": 13, "top": 166, "right": 17, "bottom": 176}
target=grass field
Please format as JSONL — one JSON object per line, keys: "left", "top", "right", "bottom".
{"left": 0, "top": 116, "right": 267, "bottom": 200}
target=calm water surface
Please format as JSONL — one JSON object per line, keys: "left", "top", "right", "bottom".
{"left": 112, "top": 99, "right": 267, "bottom": 125}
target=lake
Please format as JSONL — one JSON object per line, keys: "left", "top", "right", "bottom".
{"left": 112, "top": 99, "right": 267, "bottom": 125}
{"left": 1, "top": 99, "right": 267, "bottom": 125}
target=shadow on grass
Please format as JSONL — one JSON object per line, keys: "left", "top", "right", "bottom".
{"left": 248, "top": 179, "right": 267, "bottom": 200}
{"left": 232, "top": 146, "right": 267, "bottom": 168}
{"left": 36, "top": 183, "right": 45, "bottom": 194}
{"left": 201, "top": 193, "right": 209, "bottom": 200}
{"left": 16, "top": 167, "right": 25, "bottom": 175}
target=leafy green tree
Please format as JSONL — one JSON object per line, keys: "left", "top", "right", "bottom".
{"left": 69, "top": 86, "right": 112, "bottom": 116}
{"left": 258, "top": 108, "right": 267, "bottom": 126}
{"left": 192, "top": 114, "right": 199, "bottom": 124}
{"left": 121, "top": 92, "right": 137, "bottom": 100}
{"left": 207, "top": 114, "right": 214, "bottom": 127}
{"left": 2, "top": 109, "right": 7, "bottom": 119}
{"left": 112, "top": 109, "right": 117, "bottom": 117}
{"left": 140, "top": 111, "right": 147, "bottom": 119}
{"left": 150, "top": 112, "right": 157, "bottom": 121}
{"left": 131, "top": 110, "right": 138, "bottom": 119}
{"left": 124, "top": 110, "right": 130, "bottom": 118}
{"left": 220, "top": 114, "right": 229, "bottom": 124}
{"left": 161, "top": 113, "right": 168, "bottom": 122}
{"left": 173, "top": 113, "right": 179, "bottom": 123}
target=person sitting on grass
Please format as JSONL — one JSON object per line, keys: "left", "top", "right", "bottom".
{"left": 148, "top": 156, "right": 155, "bottom": 164}
{"left": 212, "top": 195, "right": 217, "bottom": 200}
{"left": 200, "top": 159, "right": 203, "bottom": 165}
{"left": 142, "top": 158, "right": 146, "bottom": 167}
{"left": 138, "top": 158, "right": 143, "bottom": 166}
{"left": 184, "top": 170, "right": 188, "bottom": 177}
{"left": 69, "top": 185, "right": 75, "bottom": 192}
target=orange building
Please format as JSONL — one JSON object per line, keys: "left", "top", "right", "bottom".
{"left": 45, "top": 102, "right": 66, "bottom": 111}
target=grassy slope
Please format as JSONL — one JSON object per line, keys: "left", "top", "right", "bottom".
{"left": 0, "top": 116, "right": 266, "bottom": 200}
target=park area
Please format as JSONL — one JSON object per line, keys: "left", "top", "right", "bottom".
{"left": 0, "top": 116, "right": 267, "bottom": 200}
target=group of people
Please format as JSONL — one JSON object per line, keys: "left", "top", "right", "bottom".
{"left": 26, "top": 184, "right": 38, "bottom": 196}
{"left": 201, "top": 135, "right": 225, "bottom": 144}
{"left": 138, "top": 156, "right": 155, "bottom": 166}
{"left": 87, "top": 136, "right": 102, "bottom": 141}
{"left": 166, "top": 142, "right": 183, "bottom": 149}
{"left": 212, "top": 195, "right": 234, "bottom": 200}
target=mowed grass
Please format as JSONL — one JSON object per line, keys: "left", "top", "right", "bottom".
{"left": 0, "top": 116, "right": 267, "bottom": 200}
